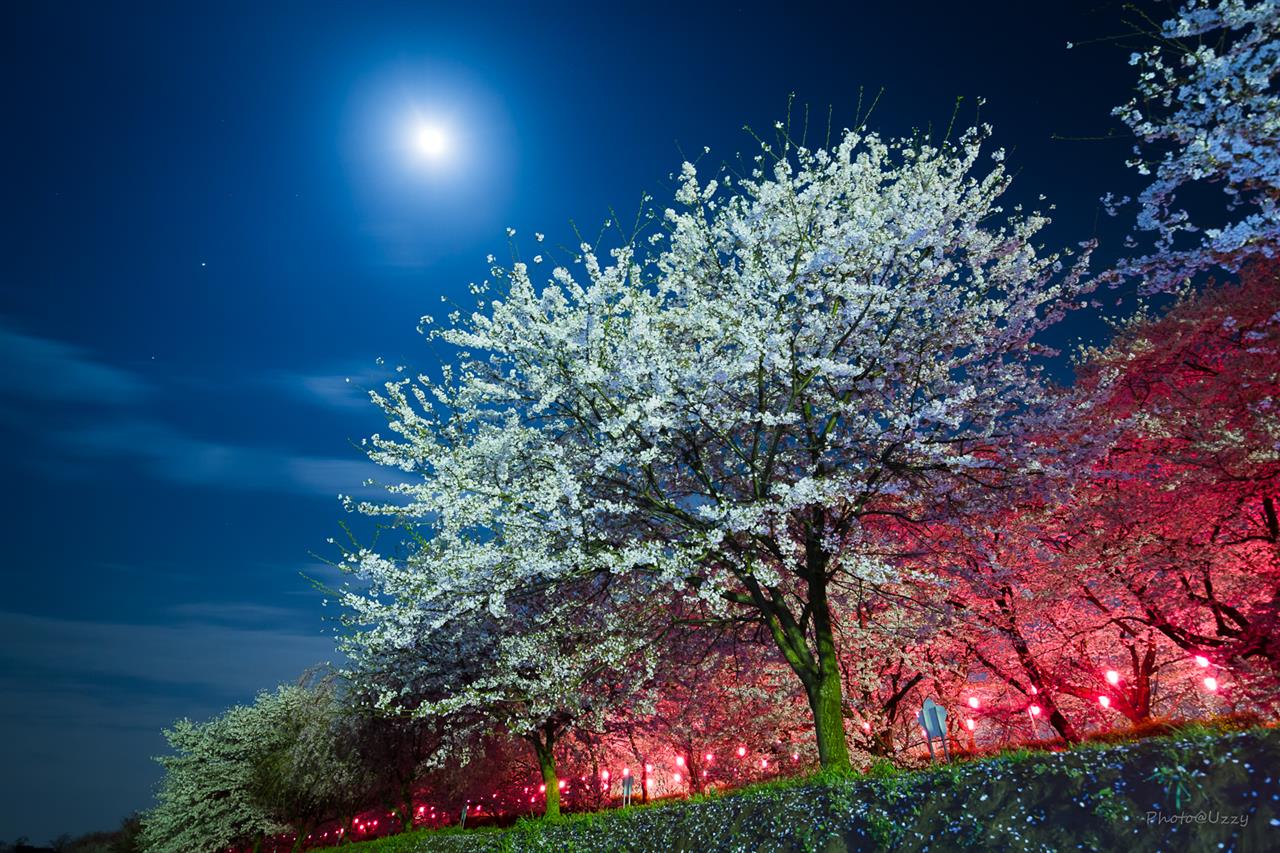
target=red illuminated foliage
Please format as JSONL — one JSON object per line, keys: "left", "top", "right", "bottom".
{"left": 1067, "top": 260, "right": 1280, "bottom": 692}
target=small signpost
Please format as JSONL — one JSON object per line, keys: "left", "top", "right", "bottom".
{"left": 918, "top": 698, "right": 951, "bottom": 762}
{"left": 620, "top": 773, "right": 634, "bottom": 807}
{"left": 460, "top": 802, "right": 468, "bottom": 829}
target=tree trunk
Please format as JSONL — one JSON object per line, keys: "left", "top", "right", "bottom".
{"left": 751, "top": 569, "right": 853, "bottom": 771}
{"left": 997, "top": 588, "right": 1079, "bottom": 742}
{"left": 290, "top": 822, "right": 313, "bottom": 853}
{"left": 1044, "top": 704, "right": 1074, "bottom": 742}
{"left": 399, "top": 781, "right": 414, "bottom": 832}
{"left": 687, "top": 743, "right": 705, "bottom": 794}
{"left": 624, "top": 728, "right": 649, "bottom": 804}
{"left": 530, "top": 730, "right": 560, "bottom": 819}
{"left": 1128, "top": 638, "right": 1157, "bottom": 722}
{"left": 807, "top": 572, "right": 853, "bottom": 770}
{"left": 339, "top": 815, "right": 355, "bottom": 845}
{"left": 866, "top": 727, "right": 894, "bottom": 757}
{"left": 805, "top": 658, "right": 852, "bottom": 770}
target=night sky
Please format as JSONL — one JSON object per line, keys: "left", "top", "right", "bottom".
{"left": 3, "top": 0, "right": 1152, "bottom": 842}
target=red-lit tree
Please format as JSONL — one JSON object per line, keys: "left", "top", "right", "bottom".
{"left": 1062, "top": 259, "right": 1280, "bottom": 700}
{"left": 918, "top": 513, "right": 1085, "bottom": 742}
{"left": 619, "top": 626, "right": 814, "bottom": 795}
{"left": 830, "top": 573, "right": 950, "bottom": 757}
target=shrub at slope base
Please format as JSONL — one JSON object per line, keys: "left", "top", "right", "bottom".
{"left": 344, "top": 726, "right": 1279, "bottom": 852}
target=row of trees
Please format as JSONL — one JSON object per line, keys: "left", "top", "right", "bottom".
{"left": 140, "top": 2, "right": 1278, "bottom": 850}
{"left": 136, "top": 264, "right": 1280, "bottom": 852}
{"left": 140, "top": 675, "right": 475, "bottom": 853}
{"left": 0, "top": 820, "right": 140, "bottom": 853}
{"left": 138, "top": 638, "right": 818, "bottom": 851}
{"left": 331, "top": 0, "right": 1276, "bottom": 789}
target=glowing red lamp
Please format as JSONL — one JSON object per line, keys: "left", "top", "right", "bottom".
{"left": 1105, "top": 669, "right": 1120, "bottom": 685}
{"left": 1204, "top": 676, "right": 1218, "bottom": 692}
{"left": 967, "top": 696, "right": 980, "bottom": 709}
{"left": 1098, "top": 695, "right": 1111, "bottom": 708}
{"left": 1029, "top": 704, "right": 1042, "bottom": 716}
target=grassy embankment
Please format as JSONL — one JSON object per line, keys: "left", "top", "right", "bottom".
{"left": 340, "top": 721, "right": 1280, "bottom": 852}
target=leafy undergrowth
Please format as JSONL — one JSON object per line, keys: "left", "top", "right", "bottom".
{"left": 343, "top": 722, "right": 1280, "bottom": 852}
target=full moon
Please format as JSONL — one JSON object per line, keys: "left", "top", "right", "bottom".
{"left": 413, "top": 124, "right": 449, "bottom": 159}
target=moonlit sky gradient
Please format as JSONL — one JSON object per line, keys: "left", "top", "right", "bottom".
{"left": 4, "top": 0, "right": 1151, "bottom": 841}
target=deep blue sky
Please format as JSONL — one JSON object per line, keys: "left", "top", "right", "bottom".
{"left": 3, "top": 0, "right": 1152, "bottom": 841}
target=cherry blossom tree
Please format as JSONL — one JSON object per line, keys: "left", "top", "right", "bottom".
{"left": 1065, "top": 258, "right": 1280, "bottom": 693}
{"left": 620, "top": 625, "right": 814, "bottom": 793}
{"left": 351, "top": 120, "right": 1094, "bottom": 770}
{"left": 924, "top": 478, "right": 1231, "bottom": 741}
{"left": 142, "top": 687, "right": 298, "bottom": 853}
{"left": 339, "top": 567, "right": 657, "bottom": 819}
{"left": 251, "top": 678, "right": 375, "bottom": 851}
{"left": 831, "top": 577, "right": 952, "bottom": 757}
{"left": 335, "top": 703, "right": 437, "bottom": 834}
{"left": 1111, "top": 0, "right": 1279, "bottom": 292}
{"left": 923, "top": 515, "right": 1085, "bottom": 742}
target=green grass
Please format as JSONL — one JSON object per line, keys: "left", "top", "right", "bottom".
{"left": 335, "top": 718, "right": 1279, "bottom": 852}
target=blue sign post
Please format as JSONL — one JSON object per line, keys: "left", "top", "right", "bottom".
{"left": 918, "top": 698, "right": 951, "bottom": 762}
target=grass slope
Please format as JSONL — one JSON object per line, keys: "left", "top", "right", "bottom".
{"left": 344, "top": 724, "right": 1280, "bottom": 852}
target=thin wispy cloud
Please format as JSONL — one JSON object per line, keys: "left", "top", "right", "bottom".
{"left": 295, "top": 368, "right": 389, "bottom": 410}
{"left": 0, "top": 609, "right": 337, "bottom": 698}
{"left": 0, "top": 319, "right": 151, "bottom": 404}
{"left": 0, "top": 321, "right": 400, "bottom": 498}
{"left": 271, "top": 360, "right": 419, "bottom": 413}
{"left": 59, "top": 418, "right": 390, "bottom": 497}
{"left": 167, "top": 601, "right": 307, "bottom": 625}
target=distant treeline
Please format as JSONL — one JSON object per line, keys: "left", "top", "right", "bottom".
{"left": 2, "top": 814, "right": 142, "bottom": 853}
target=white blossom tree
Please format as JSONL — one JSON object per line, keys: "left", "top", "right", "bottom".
{"left": 142, "top": 681, "right": 370, "bottom": 853}
{"left": 340, "top": 564, "right": 658, "bottom": 818}
{"left": 252, "top": 678, "right": 375, "bottom": 850}
{"left": 1111, "top": 0, "right": 1279, "bottom": 291}
{"left": 142, "top": 691, "right": 291, "bottom": 853}
{"left": 350, "top": 121, "right": 1093, "bottom": 771}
